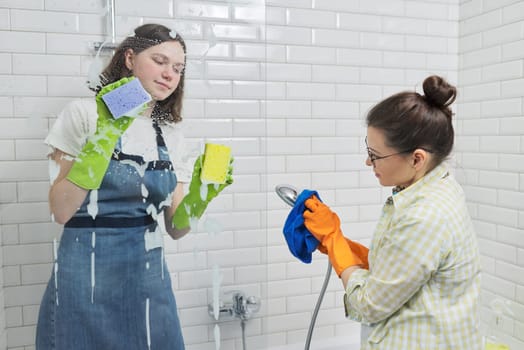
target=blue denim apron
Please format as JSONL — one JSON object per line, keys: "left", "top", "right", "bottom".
{"left": 36, "top": 121, "right": 185, "bottom": 350}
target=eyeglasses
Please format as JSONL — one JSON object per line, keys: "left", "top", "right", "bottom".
{"left": 365, "top": 137, "right": 414, "bottom": 165}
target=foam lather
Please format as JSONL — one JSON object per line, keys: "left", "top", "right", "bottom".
{"left": 101, "top": 78, "right": 151, "bottom": 119}
{"left": 200, "top": 143, "right": 231, "bottom": 184}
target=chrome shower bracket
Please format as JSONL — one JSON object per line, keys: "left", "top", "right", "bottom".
{"left": 92, "top": 0, "right": 119, "bottom": 53}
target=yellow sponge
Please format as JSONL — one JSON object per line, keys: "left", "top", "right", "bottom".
{"left": 200, "top": 143, "right": 231, "bottom": 184}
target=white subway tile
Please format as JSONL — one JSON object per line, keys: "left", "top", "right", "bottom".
{"left": 175, "top": 2, "right": 228, "bottom": 20}
{"left": 20, "top": 263, "right": 51, "bottom": 285}
{"left": 360, "top": 67, "right": 405, "bottom": 85}
{"left": 499, "top": 190, "right": 524, "bottom": 210}
{"left": 462, "top": 82, "right": 500, "bottom": 101}
{"left": 287, "top": 8, "right": 336, "bottom": 28}
{"left": 311, "top": 136, "right": 358, "bottom": 154}
{"left": 212, "top": 23, "right": 259, "bottom": 41}
{"left": 0, "top": 30, "right": 46, "bottom": 53}
{"left": 0, "top": 53, "right": 11, "bottom": 74}
{"left": 473, "top": 220, "right": 497, "bottom": 240}
{"left": 312, "top": 171, "right": 358, "bottom": 191}
{"left": 498, "top": 225, "right": 524, "bottom": 249}
{"left": 265, "top": 63, "right": 311, "bottom": 82}
{"left": 478, "top": 204, "right": 518, "bottom": 226}
{"left": 481, "top": 98, "right": 522, "bottom": 118}
{"left": 361, "top": 32, "right": 404, "bottom": 51}
{"left": 266, "top": 0, "right": 312, "bottom": 8}
{"left": 461, "top": 46, "right": 501, "bottom": 69}
{"left": 501, "top": 78, "right": 524, "bottom": 98}
{"left": 313, "top": 29, "right": 359, "bottom": 48}
{"left": 503, "top": 3, "right": 524, "bottom": 26}
{"left": 479, "top": 238, "right": 517, "bottom": 264}
{"left": 463, "top": 185, "right": 498, "bottom": 205}
{"left": 236, "top": 43, "right": 286, "bottom": 62}
{"left": 312, "top": 101, "right": 359, "bottom": 118}
{"left": 233, "top": 5, "right": 265, "bottom": 23}
{"left": 287, "top": 154, "right": 335, "bottom": 172}
{"left": 205, "top": 99, "right": 259, "bottom": 118}
{"left": 0, "top": 202, "right": 50, "bottom": 224}
{"left": 45, "top": 33, "right": 102, "bottom": 55}
{"left": 338, "top": 13, "right": 381, "bottom": 31}
{"left": 337, "top": 48, "right": 382, "bottom": 66}
{"left": 313, "top": 0, "right": 357, "bottom": 12}
{"left": 206, "top": 61, "right": 260, "bottom": 80}
{"left": 383, "top": 51, "right": 427, "bottom": 69}
{"left": 360, "top": 0, "right": 405, "bottom": 16}
{"left": 460, "top": 152, "right": 500, "bottom": 170}
{"left": 3, "top": 266, "right": 21, "bottom": 286}
{"left": 11, "top": 9, "right": 78, "bottom": 33}
{"left": 503, "top": 39, "right": 524, "bottom": 61}
{"left": 480, "top": 136, "right": 520, "bottom": 152}
{"left": 186, "top": 41, "right": 230, "bottom": 59}
{"left": 459, "top": 0, "right": 483, "bottom": 19}
{"left": 47, "top": 76, "right": 91, "bottom": 97}
{"left": 5, "top": 307, "right": 22, "bottom": 328}
{"left": 17, "top": 182, "right": 47, "bottom": 203}
{"left": 481, "top": 272, "right": 516, "bottom": 299}
{"left": 266, "top": 6, "right": 286, "bottom": 25}
{"left": 267, "top": 137, "right": 311, "bottom": 155}
{"left": 454, "top": 135, "right": 479, "bottom": 152}
{"left": 44, "top": 0, "right": 100, "bottom": 12}
{"left": 265, "top": 100, "right": 311, "bottom": 118}
{"left": 267, "top": 278, "right": 310, "bottom": 298}
{"left": 427, "top": 19, "right": 459, "bottom": 37}
{"left": 460, "top": 9, "right": 502, "bottom": 36}
{"left": 286, "top": 82, "right": 335, "bottom": 100}
{"left": 286, "top": 119, "right": 335, "bottom": 136}
{"left": 336, "top": 188, "right": 382, "bottom": 205}
{"left": 427, "top": 53, "right": 458, "bottom": 70}
{"left": 406, "top": 1, "right": 450, "bottom": 20}
{"left": 336, "top": 84, "right": 382, "bottom": 102}
{"left": 500, "top": 154, "right": 524, "bottom": 172}
{"left": 479, "top": 170, "right": 519, "bottom": 190}
{"left": 482, "top": 60, "right": 523, "bottom": 82}
{"left": 6, "top": 325, "right": 35, "bottom": 347}
{"left": 0, "top": 140, "right": 15, "bottom": 161}
{"left": 383, "top": 17, "right": 427, "bottom": 35}
{"left": 496, "top": 260, "right": 524, "bottom": 285}
{"left": 287, "top": 45, "right": 336, "bottom": 64}
{"left": 19, "top": 223, "right": 60, "bottom": 244}
{"left": 14, "top": 140, "right": 47, "bottom": 161}
{"left": 185, "top": 80, "right": 232, "bottom": 99}
{"left": 459, "top": 32, "right": 483, "bottom": 53}
{"left": 0, "top": 75, "right": 46, "bottom": 96}
{"left": 266, "top": 25, "right": 311, "bottom": 45}
{"left": 484, "top": 22, "right": 524, "bottom": 48}
{"left": 406, "top": 35, "right": 448, "bottom": 53}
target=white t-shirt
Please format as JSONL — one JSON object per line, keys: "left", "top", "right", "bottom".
{"left": 45, "top": 99, "right": 192, "bottom": 183}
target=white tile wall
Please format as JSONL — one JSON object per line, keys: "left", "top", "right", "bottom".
{"left": 457, "top": 1, "right": 524, "bottom": 349}
{"left": 0, "top": 0, "right": 521, "bottom": 349}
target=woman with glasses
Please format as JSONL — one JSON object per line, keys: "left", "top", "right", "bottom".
{"left": 303, "top": 75, "right": 481, "bottom": 349}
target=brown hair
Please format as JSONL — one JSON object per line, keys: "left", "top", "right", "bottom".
{"left": 98, "top": 23, "right": 187, "bottom": 123}
{"left": 366, "top": 75, "right": 457, "bottom": 167}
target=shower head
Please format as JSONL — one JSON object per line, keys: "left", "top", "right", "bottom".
{"left": 275, "top": 184, "right": 298, "bottom": 207}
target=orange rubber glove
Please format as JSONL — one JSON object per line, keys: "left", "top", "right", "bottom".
{"left": 303, "top": 195, "right": 368, "bottom": 275}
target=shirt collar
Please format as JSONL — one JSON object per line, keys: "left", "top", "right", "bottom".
{"left": 388, "top": 163, "right": 449, "bottom": 209}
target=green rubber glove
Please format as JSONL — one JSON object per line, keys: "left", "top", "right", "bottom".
{"left": 172, "top": 155, "right": 234, "bottom": 230}
{"left": 66, "top": 77, "right": 137, "bottom": 190}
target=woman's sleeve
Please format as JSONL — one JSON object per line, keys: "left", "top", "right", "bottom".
{"left": 164, "top": 124, "right": 192, "bottom": 183}
{"left": 45, "top": 99, "right": 96, "bottom": 156}
{"left": 344, "top": 207, "right": 448, "bottom": 324}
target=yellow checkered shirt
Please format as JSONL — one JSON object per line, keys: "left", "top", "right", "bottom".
{"left": 344, "top": 164, "right": 482, "bottom": 349}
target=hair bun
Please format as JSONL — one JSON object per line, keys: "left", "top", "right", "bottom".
{"left": 422, "top": 75, "right": 457, "bottom": 111}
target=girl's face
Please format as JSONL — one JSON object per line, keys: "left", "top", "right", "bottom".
{"left": 124, "top": 41, "right": 185, "bottom": 102}
{"left": 365, "top": 126, "right": 417, "bottom": 188}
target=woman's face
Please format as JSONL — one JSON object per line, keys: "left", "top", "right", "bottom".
{"left": 365, "top": 126, "right": 417, "bottom": 188}
{"left": 124, "top": 41, "right": 185, "bottom": 102}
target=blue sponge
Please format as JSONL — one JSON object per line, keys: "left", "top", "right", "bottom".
{"left": 101, "top": 78, "right": 151, "bottom": 119}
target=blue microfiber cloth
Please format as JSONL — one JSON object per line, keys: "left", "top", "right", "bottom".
{"left": 283, "top": 189, "right": 321, "bottom": 263}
